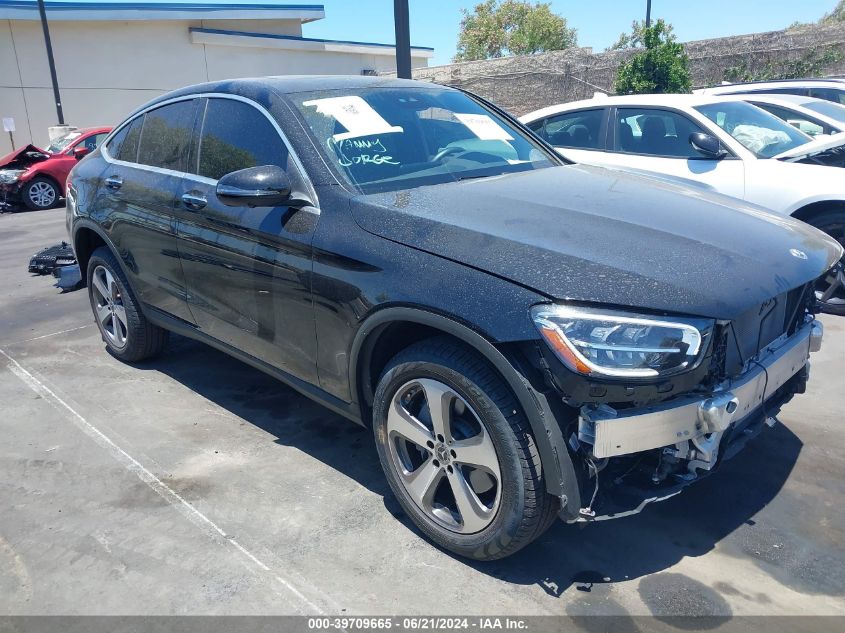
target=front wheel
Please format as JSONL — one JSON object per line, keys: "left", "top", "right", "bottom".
{"left": 808, "top": 210, "right": 845, "bottom": 316}
{"left": 22, "top": 178, "right": 59, "bottom": 210}
{"left": 373, "top": 337, "right": 557, "bottom": 560}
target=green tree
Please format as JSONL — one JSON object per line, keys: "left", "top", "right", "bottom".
{"left": 454, "top": 0, "right": 577, "bottom": 62}
{"left": 608, "top": 19, "right": 675, "bottom": 50}
{"left": 821, "top": 0, "right": 845, "bottom": 22}
{"left": 614, "top": 19, "right": 691, "bottom": 94}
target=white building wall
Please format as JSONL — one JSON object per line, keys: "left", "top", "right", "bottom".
{"left": 0, "top": 18, "right": 430, "bottom": 154}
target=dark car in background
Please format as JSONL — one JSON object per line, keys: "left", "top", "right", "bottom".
{"left": 66, "top": 77, "right": 841, "bottom": 560}
{"left": 0, "top": 126, "right": 111, "bottom": 210}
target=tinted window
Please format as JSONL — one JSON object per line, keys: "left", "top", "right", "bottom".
{"left": 753, "top": 103, "right": 827, "bottom": 136}
{"left": 197, "top": 99, "right": 288, "bottom": 181}
{"left": 76, "top": 133, "right": 109, "bottom": 152}
{"left": 808, "top": 87, "right": 845, "bottom": 104}
{"left": 534, "top": 109, "right": 603, "bottom": 149}
{"left": 613, "top": 108, "right": 706, "bottom": 158}
{"left": 107, "top": 117, "right": 143, "bottom": 163}
{"left": 802, "top": 98, "right": 845, "bottom": 123}
{"left": 137, "top": 101, "right": 195, "bottom": 171}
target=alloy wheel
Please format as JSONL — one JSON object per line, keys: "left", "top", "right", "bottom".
{"left": 386, "top": 378, "right": 501, "bottom": 534}
{"left": 815, "top": 224, "right": 845, "bottom": 311}
{"left": 92, "top": 265, "right": 129, "bottom": 349}
{"left": 27, "top": 181, "right": 56, "bottom": 208}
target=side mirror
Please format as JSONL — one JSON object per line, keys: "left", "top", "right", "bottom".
{"left": 216, "top": 165, "right": 293, "bottom": 208}
{"left": 73, "top": 146, "right": 91, "bottom": 160}
{"left": 689, "top": 132, "right": 726, "bottom": 159}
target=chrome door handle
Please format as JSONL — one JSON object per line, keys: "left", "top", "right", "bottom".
{"left": 105, "top": 176, "right": 123, "bottom": 190}
{"left": 181, "top": 192, "right": 207, "bottom": 210}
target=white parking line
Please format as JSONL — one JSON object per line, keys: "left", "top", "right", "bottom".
{"left": 14, "top": 324, "right": 94, "bottom": 344}
{"left": 0, "top": 347, "right": 329, "bottom": 615}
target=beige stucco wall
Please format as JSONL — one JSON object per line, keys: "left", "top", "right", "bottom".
{"left": 0, "top": 18, "right": 429, "bottom": 154}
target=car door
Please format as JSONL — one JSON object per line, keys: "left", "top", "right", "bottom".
{"left": 584, "top": 107, "right": 746, "bottom": 199}
{"left": 174, "top": 96, "right": 319, "bottom": 384}
{"left": 98, "top": 100, "right": 198, "bottom": 324}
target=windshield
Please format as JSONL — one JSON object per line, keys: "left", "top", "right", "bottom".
{"left": 291, "top": 87, "right": 556, "bottom": 193}
{"left": 46, "top": 130, "right": 82, "bottom": 154}
{"left": 694, "top": 101, "right": 811, "bottom": 158}
{"left": 801, "top": 99, "right": 845, "bottom": 124}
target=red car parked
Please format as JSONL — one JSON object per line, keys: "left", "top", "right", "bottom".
{"left": 0, "top": 126, "right": 111, "bottom": 211}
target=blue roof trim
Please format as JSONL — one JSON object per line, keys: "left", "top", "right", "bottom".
{"left": 1, "top": 1, "right": 324, "bottom": 12}
{"left": 191, "top": 27, "right": 435, "bottom": 52}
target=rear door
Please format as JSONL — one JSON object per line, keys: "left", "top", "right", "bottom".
{"left": 174, "top": 96, "right": 319, "bottom": 384}
{"left": 98, "top": 99, "right": 198, "bottom": 323}
{"left": 594, "top": 107, "right": 746, "bottom": 198}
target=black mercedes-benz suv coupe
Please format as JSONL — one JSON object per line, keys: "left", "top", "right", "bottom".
{"left": 67, "top": 76, "right": 841, "bottom": 560}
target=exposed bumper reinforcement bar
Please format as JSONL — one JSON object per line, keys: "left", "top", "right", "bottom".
{"left": 580, "top": 321, "right": 816, "bottom": 459}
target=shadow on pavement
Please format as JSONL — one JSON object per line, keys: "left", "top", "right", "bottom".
{"left": 142, "top": 334, "right": 809, "bottom": 607}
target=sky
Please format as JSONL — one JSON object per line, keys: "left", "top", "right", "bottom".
{"left": 305, "top": 0, "right": 842, "bottom": 66}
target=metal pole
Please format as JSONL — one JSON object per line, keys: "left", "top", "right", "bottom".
{"left": 37, "top": 0, "right": 64, "bottom": 125}
{"left": 645, "top": 0, "right": 652, "bottom": 28}
{"left": 393, "top": 0, "right": 412, "bottom": 79}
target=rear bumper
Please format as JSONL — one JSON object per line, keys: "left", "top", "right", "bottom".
{"left": 579, "top": 320, "right": 817, "bottom": 459}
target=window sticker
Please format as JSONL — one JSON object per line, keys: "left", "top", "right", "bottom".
{"left": 454, "top": 113, "right": 514, "bottom": 141}
{"left": 303, "top": 95, "right": 403, "bottom": 141}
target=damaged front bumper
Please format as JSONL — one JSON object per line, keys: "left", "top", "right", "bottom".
{"left": 570, "top": 318, "right": 822, "bottom": 521}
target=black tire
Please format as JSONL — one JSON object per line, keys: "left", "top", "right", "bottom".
{"left": 86, "top": 246, "right": 169, "bottom": 362}
{"left": 373, "top": 336, "right": 558, "bottom": 561}
{"left": 807, "top": 209, "right": 845, "bottom": 316}
{"left": 22, "top": 177, "right": 59, "bottom": 210}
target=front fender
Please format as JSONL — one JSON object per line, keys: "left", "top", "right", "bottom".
{"left": 349, "top": 305, "right": 581, "bottom": 512}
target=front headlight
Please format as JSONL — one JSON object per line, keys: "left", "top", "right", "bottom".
{"left": 0, "top": 169, "right": 26, "bottom": 184}
{"left": 531, "top": 304, "right": 714, "bottom": 379}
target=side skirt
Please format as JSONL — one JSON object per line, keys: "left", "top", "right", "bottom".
{"left": 143, "top": 305, "right": 364, "bottom": 425}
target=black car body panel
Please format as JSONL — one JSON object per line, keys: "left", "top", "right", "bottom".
{"left": 352, "top": 165, "right": 840, "bottom": 320}
{"left": 67, "top": 76, "right": 841, "bottom": 527}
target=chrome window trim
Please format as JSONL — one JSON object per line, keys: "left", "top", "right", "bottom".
{"left": 101, "top": 92, "right": 317, "bottom": 204}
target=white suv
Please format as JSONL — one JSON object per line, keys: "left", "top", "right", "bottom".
{"left": 520, "top": 94, "right": 845, "bottom": 314}
{"left": 695, "top": 78, "right": 845, "bottom": 105}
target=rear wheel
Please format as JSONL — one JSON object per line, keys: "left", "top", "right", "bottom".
{"left": 22, "top": 178, "right": 59, "bottom": 210}
{"left": 373, "top": 337, "right": 557, "bottom": 560}
{"left": 86, "top": 247, "right": 169, "bottom": 362}
{"left": 807, "top": 210, "right": 845, "bottom": 316}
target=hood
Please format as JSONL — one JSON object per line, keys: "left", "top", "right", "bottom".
{"left": 350, "top": 165, "right": 842, "bottom": 320}
{"left": 773, "top": 131, "right": 845, "bottom": 161}
{"left": 0, "top": 144, "right": 50, "bottom": 169}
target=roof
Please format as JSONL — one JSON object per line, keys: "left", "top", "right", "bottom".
{"left": 696, "top": 78, "right": 845, "bottom": 95}
{"left": 519, "top": 93, "right": 734, "bottom": 121}
{"left": 135, "top": 75, "right": 446, "bottom": 112}
{"left": 721, "top": 93, "right": 818, "bottom": 106}
{"left": 0, "top": 1, "right": 326, "bottom": 22}
{"left": 210, "top": 75, "right": 440, "bottom": 94}
{"left": 191, "top": 27, "right": 434, "bottom": 57}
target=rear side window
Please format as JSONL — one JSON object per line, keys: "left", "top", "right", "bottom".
{"left": 196, "top": 98, "right": 288, "bottom": 181}
{"left": 107, "top": 117, "right": 143, "bottom": 163}
{"left": 137, "top": 100, "right": 195, "bottom": 172}
{"left": 533, "top": 109, "right": 604, "bottom": 149}
{"left": 808, "top": 87, "right": 845, "bottom": 104}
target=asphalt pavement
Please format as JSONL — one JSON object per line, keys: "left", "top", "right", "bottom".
{"left": 1, "top": 207, "right": 844, "bottom": 617}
